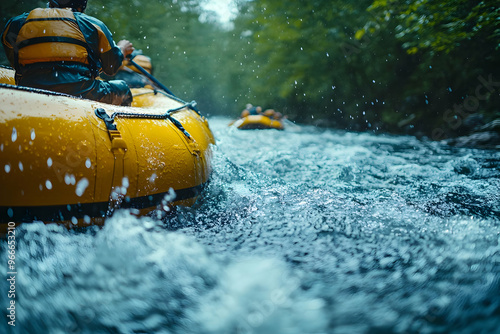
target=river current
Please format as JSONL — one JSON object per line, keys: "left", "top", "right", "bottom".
{"left": 1, "top": 116, "right": 500, "bottom": 333}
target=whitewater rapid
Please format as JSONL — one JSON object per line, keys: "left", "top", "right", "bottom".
{"left": 1, "top": 116, "right": 499, "bottom": 333}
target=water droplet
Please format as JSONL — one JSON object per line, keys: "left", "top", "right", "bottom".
{"left": 4, "top": 164, "right": 11, "bottom": 173}
{"left": 76, "top": 178, "right": 89, "bottom": 197}
{"left": 84, "top": 215, "right": 91, "bottom": 224}
{"left": 122, "top": 177, "right": 129, "bottom": 188}
{"left": 65, "top": 174, "right": 76, "bottom": 185}
{"left": 11, "top": 127, "right": 17, "bottom": 142}
{"left": 71, "top": 216, "right": 78, "bottom": 225}
{"left": 7, "top": 208, "right": 13, "bottom": 217}
{"left": 85, "top": 158, "right": 91, "bottom": 168}
{"left": 18, "top": 162, "right": 23, "bottom": 171}
{"left": 149, "top": 173, "right": 157, "bottom": 183}
{"left": 46, "top": 180, "right": 53, "bottom": 190}
{"left": 31, "top": 129, "right": 36, "bottom": 140}
{"left": 47, "top": 157, "right": 53, "bottom": 167}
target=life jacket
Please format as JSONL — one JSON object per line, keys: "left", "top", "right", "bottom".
{"left": 14, "top": 8, "right": 93, "bottom": 70}
{"left": 122, "top": 55, "right": 153, "bottom": 75}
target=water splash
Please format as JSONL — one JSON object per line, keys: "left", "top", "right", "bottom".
{"left": 1, "top": 117, "right": 499, "bottom": 333}
{"left": 75, "top": 178, "right": 89, "bottom": 196}
{"left": 11, "top": 127, "right": 17, "bottom": 142}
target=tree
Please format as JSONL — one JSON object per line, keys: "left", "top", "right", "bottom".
{"left": 233, "top": 0, "right": 500, "bottom": 136}
{"left": 361, "top": 0, "right": 500, "bottom": 136}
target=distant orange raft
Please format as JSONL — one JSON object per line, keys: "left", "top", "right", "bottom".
{"left": 0, "top": 67, "right": 215, "bottom": 232}
{"left": 231, "top": 114, "right": 285, "bottom": 130}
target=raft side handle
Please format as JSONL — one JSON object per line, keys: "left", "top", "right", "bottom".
{"left": 95, "top": 108, "right": 117, "bottom": 130}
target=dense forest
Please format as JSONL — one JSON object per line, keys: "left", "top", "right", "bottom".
{"left": 1, "top": 0, "right": 499, "bottom": 141}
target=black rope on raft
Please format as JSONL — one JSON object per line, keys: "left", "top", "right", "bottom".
{"left": 96, "top": 101, "right": 196, "bottom": 139}
{"left": 0, "top": 81, "right": 196, "bottom": 140}
{"left": 155, "top": 90, "right": 202, "bottom": 116}
{"left": 0, "top": 83, "right": 80, "bottom": 99}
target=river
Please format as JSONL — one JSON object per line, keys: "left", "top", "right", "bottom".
{"left": 1, "top": 116, "right": 500, "bottom": 333}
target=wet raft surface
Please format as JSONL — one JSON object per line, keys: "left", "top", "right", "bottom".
{"left": 1, "top": 117, "right": 499, "bottom": 333}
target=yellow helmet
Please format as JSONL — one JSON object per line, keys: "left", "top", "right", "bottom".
{"left": 263, "top": 109, "right": 275, "bottom": 117}
{"left": 123, "top": 55, "right": 153, "bottom": 74}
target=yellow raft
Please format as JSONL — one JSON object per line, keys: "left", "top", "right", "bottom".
{"left": 0, "top": 67, "right": 215, "bottom": 232}
{"left": 231, "top": 114, "right": 284, "bottom": 130}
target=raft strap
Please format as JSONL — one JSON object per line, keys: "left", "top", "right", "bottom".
{"left": 94, "top": 108, "right": 128, "bottom": 215}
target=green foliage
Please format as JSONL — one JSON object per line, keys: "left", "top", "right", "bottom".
{"left": 234, "top": 0, "right": 388, "bottom": 127}
{"left": 0, "top": 0, "right": 240, "bottom": 115}
{"left": 232, "top": 0, "right": 500, "bottom": 136}
{"left": 86, "top": 0, "right": 236, "bottom": 114}
{"left": 361, "top": 0, "right": 500, "bottom": 135}
{"left": 1, "top": 0, "right": 499, "bottom": 137}
{"left": 0, "top": 0, "right": 46, "bottom": 27}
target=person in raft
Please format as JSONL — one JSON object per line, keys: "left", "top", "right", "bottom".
{"left": 241, "top": 103, "right": 283, "bottom": 120}
{"left": 100, "top": 53, "right": 158, "bottom": 89}
{"left": 240, "top": 103, "right": 263, "bottom": 117}
{"left": 1, "top": 0, "right": 135, "bottom": 106}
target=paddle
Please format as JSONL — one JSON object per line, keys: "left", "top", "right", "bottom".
{"left": 127, "top": 54, "right": 176, "bottom": 96}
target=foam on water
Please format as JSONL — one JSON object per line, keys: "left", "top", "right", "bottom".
{"left": 1, "top": 117, "right": 499, "bottom": 333}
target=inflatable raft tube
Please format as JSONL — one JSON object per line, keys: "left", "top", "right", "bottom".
{"left": 0, "top": 67, "right": 215, "bottom": 232}
{"left": 232, "top": 114, "right": 284, "bottom": 130}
